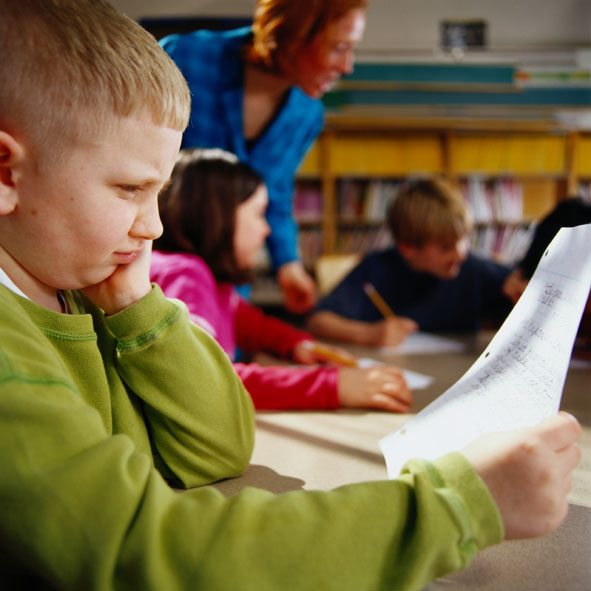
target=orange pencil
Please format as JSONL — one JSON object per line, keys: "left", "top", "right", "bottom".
{"left": 302, "top": 341, "right": 359, "bottom": 367}
{"left": 363, "top": 282, "right": 396, "bottom": 318}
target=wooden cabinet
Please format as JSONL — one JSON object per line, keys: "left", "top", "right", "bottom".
{"left": 295, "top": 117, "right": 587, "bottom": 266}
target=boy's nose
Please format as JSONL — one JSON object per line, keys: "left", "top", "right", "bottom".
{"left": 131, "top": 200, "right": 163, "bottom": 240}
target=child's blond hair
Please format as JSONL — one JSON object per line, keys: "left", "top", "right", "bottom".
{"left": 387, "top": 178, "right": 472, "bottom": 248}
{"left": 0, "top": 0, "right": 190, "bottom": 168}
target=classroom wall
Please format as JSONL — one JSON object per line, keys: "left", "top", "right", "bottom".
{"left": 113, "top": 0, "right": 591, "bottom": 57}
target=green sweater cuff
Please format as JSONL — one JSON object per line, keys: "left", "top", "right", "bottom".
{"left": 431, "top": 452, "right": 505, "bottom": 551}
{"left": 103, "top": 285, "right": 182, "bottom": 342}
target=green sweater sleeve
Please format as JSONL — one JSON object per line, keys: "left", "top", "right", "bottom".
{"left": 99, "top": 286, "right": 255, "bottom": 487}
{"left": 0, "top": 286, "right": 503, "bottom": 590}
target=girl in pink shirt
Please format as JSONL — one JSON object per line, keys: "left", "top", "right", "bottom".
{"left": 150, "top": 148, "right": 411, "bottom": 411}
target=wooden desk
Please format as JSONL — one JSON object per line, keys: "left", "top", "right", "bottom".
{"left": 213, "top": 332, "right": 591, "bottom": 590}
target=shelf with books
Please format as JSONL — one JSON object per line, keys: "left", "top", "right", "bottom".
{"left": 572, "top": 133, "right": 591, "bottom": 202}
{"left": 336, "top": 226, "right": 393, "bottom": 255}
{"left": 459, "top": 177, "right": 524, "bottom": 224}
{"left": 293, "top": 179, "right": 323, "bottom": 223}
{"left": 294, "top": 119, "right": 588, "bottom": 274}
{"left": 470, "top": 222, "right": 536, "bottom": 266}
{"left": 577, "top": 181, "right": 591, "bottom": 203}
{"left": 298, "top": 226, "right": 324, "bottom": 270}
{"left": 334, "top": 177, "right": 402, "bottom": 257}
{"left": 337, "top": 178, "right": 402, "bottom": 223}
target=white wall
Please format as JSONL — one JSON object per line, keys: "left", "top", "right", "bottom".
{"left": 112, "top": 0, "right": 591, "bottom": 54}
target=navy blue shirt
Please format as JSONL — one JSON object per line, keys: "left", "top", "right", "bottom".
{"left": 315, "top": 247, "right": 512, "bottom": 333}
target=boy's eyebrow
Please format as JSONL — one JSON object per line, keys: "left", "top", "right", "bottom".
{"left": 160, "top": 178, "right": 173, "bottom": 191}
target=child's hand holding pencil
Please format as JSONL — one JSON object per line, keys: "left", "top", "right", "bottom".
{"left": 295, "top": 340, "right": 413, "bottom": 412}
{"left": 363, "top": 282, "right": 418, "bottom": 347}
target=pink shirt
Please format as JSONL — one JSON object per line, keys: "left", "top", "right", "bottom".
{"left": 150, "top": 251, "right": 339, "bottom": 410}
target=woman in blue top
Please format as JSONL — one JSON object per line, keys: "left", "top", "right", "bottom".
{"left": 160, "top": 0, "right": 367, "bottom": 313}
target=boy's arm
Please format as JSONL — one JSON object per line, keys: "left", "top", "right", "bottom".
{"left": 307, "top": 310, "right": 417, "bottom": 347}
{"left": 0, "top": 302, "right": 576, "bottom": 590}
{"left": 101, "top": 286, "right": 255, "bottom": 488}
{"left": 83, "top": 245, "right": 254, "bottom": 487}
{"left": 307, "top": 309, "right": 376, "bottom": 343}
{"left": 0, "top": 368, "right": 503, "bottom": 591}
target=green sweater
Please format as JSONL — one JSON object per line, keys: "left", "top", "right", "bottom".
{"left": 0, "top": 284, "right": 503, "bottom": 590}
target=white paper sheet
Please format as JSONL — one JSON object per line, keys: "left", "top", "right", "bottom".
{"left": 380, "top": 332, "right": 465, "bottom": 355}
{"left": 380, "top": 225, "right": 591, "bottom": 478}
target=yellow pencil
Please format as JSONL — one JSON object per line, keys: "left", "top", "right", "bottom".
{"left": 302, "top": 341, "right": 359, "bottom": 367}
{"left": 363, "top": 282, "right": 396, "bottom": 318}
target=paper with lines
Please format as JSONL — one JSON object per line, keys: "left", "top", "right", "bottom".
{"left": 380, "top": 224, "right": 591, "bottom": 478}
{"left": 379, "top": 332, "right": 465, "bottom": 355}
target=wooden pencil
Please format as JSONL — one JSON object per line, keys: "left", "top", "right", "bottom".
{"left": 363, "top": 282, "right": 396, "bottom": 318}
{"left": 302, "top": 341, "right": 359, "bottom": 367}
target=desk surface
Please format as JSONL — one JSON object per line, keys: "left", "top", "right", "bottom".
{"left": 213, "top": 332, "right": 591, "bottom": 590}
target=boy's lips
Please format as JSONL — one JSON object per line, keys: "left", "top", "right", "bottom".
{"left": 113, "top": 249, "right": 142, "bottom": 263}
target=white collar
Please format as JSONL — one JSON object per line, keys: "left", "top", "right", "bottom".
{"left": 0, "top": 266, "right": 30, "bottom": 300}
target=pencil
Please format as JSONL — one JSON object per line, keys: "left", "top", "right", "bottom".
{"left": 363, "top": 282, "right": 396, "bottom": 318}
{"left": 302, "top": 341, "right": 359, "bottom": 367}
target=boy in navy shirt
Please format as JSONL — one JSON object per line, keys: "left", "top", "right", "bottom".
{"left": 308, "top": 178, "right": 512, "bottom": 346}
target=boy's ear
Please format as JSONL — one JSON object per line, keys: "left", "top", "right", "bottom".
{"left": 0, "top": 130, "right": 24, "bottom": 214}
{"left": 396, "top": 241, "right": 414, "bottom": 259}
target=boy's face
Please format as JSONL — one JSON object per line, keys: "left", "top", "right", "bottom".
{"left": 401, "top": 237, "right": 469, "bottom": 280}
{"left": 1, "top": 115, "right": 181, "bottom": 294}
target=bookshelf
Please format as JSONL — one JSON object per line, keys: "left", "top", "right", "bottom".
{"left": 572, "top": 132, "right": 591, "bottom": 203}
{"left": 294, "top": 116, "right": 588, "bottom": 267}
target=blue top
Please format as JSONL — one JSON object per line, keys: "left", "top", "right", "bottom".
{"left": 160, "top": 28, "right": 325, "bottom": 268}
{"left": 315, "top": 247, "right": 512, "bottom": 333}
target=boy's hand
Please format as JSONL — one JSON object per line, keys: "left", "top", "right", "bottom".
{"left": 292, "top": 340, "right": 357, "bottom": 366}
{"left": 372, "top": 317, "right": 418, "bottom": 347}
{"left": 462, "top": 412, "right": 582, "bottom": 540}
{"left": 338, "top": 365, "right": 412, "bottom": 412}
{"left": 502, "top": 268, "right": 529, "bottom": 304}
{"left": 82, "top": 242, "right": 153, "bottom": 315}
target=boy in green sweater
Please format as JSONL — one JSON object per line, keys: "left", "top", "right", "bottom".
{"left": 0, "top": 1, "right": 581, "bottom": 589}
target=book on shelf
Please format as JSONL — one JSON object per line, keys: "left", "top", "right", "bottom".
{"left": 338, "top": 178, "right": 365, "bottom": 219}
{"left": 577, "top": 181, "right": 591, "bottom": 203}
{"left": 470, "top": 222, "right": 536, "bottom": 265}
{"left": 460, "top": 177, "right": 524, "bottom": 224}
{"left": 338, "top": 178, "right": 400, "bottom": 222}
{"left": 362, "top": 180, "right": 399, "bottom": 221}
{"left": 294, "top": 181, "right": 323, "bottom": 222}
{"left": 337, "top": 226, "right": 393, "bottom": 255}
{"left": 298, "top": 227, "right": 323, "bottom": 268}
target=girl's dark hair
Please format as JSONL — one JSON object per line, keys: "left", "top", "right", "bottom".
{"left": 155, "top": 148, "right": 264, "bottom": 284}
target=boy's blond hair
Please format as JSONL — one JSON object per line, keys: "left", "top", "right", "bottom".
{"left": 387, "top": 178, "right": 472, "bottom": 248}
{"left": 0, "top": 0, "right": 191, "bottom": 167}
